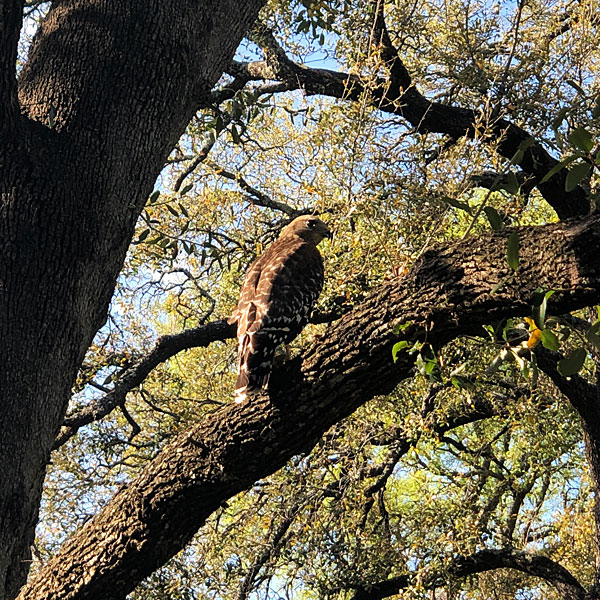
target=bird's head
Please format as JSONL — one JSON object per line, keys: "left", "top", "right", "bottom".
{"left": 282, "top": 215, "right": 331, "bottom": 245}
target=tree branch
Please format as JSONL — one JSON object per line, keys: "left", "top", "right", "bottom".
{"left": 55, "top": 302, "right": 350, "bottom": 448}
{"left": 20, "top": 213, "right": 600, "bottom": 600}
{"left": 207, "top": 161, "right": 304, "bottom": 217}
{"left": 348, "top": 548, "right": 586, "bottom": 600}
{"left": 229, "top": 26, "right": 589, "bottom": 219}
{"left": 172, "top": 113, "right": 234, "bottom": 193}
{"left": 53, "top": 319, "right": 236, "bottom": 449}
{"left": 236, "top": 508, "right": 299, "bottom": 600}
{"left": 535, "top": 347, "right": 600, "bottom": 439}
{"left": 369, "top": 0, "right": 411, "bottom": 90}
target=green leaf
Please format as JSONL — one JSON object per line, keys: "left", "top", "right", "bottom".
{"left": 206, "top": 129, "right": 217, "bottom": 144}
{"left": 167, "top": 204, "right": 179, "bottom": 217}
{"left": 559, "top": 327, "right": 572, "bottom": 342}
{"left": 530, "top": 289, "right": 545, "bottom": 307}
{"left": 451, "top": 375, "right": 470, "bottom": 389}
{"left": 541, "top": 329, "right": 560, "bottom": 351}
{"left": 231, "top": 124, "right": 241, "bottom": 144}
{"left": 178, "top": 203, "right": 189, "bottom": 218}
{"left": 557, "top": 347, "right": 587, "bottom": 376}
{"left": 484, "top": 206, "right": 504, "bottom": 231}
{"left": 530, "top": 352, "right": 539, "bottom": 388}
{"left": 502, "top": 318, "right": 515, "bottom": 342}
{"left": 48, "top": 105, "right": 57, "bottom": 129}
{"left": 416, "top": 352, "right": 427, "bottom": 374}
{"left": 586, "top": 321, "right": 600, "bottom": 348}
{"left": 491, "top": 277, "right": 508, "bottom": 294}
{"left": 231, "top": 101, "right": 243, "bottom": 121}
{"left": 392, "top": 341, "right": 409, "bottom": 362}
{"left": 540, "top": 156, "right": 576, "bottom": 183}
{"left": 506, "top": 231, "right": 520, "bottom": 271}
{"left": 551, "top": 107, "right": 569, "bottom": 130}
{"left": 392, "top": 321, "right": 412, "bottom": 334}
{"left": 180, "top": 183, "right": 193, "bottom": 195}
{"left": 532, "top": 290, "right": 554, "bottom": 328}
{"left": 565, "top": 161, "right": 591, "bottom": 192}
{"left": 568, "top": 127, "right": 594, "bottom": 152}
{"left": 592, "top": 98, "right": 600, "bottom": 119}
{"left": 510, "top": 138, "right": 535, "bottom": 164}
{"left": 441, "top": 196, "right": 472, "bottom": 214}
{"left": 532, "top": 298, "right": 546, "bottom": 329}
{"left": 134, "top": 228, "right": 150, "bottom": 244}
{"left": 503, "top": 172, "right": 520, "bottom": 195}
{"left": 424, "top": 359, "right": 438, "bottom": 376}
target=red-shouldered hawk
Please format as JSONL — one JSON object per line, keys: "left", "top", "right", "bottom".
{"left": 228, "top": 215, "right": 331, "bottom": 403}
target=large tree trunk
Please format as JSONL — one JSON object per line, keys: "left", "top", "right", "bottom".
{"left": 0, "top": 2, "right": 266, "bottom": 598}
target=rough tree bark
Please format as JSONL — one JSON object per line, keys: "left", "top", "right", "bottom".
{"left": 18, "top": 213, "right": 600, "bottom": 600}
{"left": 0, "top": 2, "right": 266, "bottom": 598}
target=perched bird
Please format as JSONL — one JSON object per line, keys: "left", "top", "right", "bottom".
{"left": 228, "top": 215, "right": 331, "bottom": 403}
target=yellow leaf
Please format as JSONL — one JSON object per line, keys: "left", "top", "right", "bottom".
{"left": 524, "top": 317, "right": 543, "bottom": 348}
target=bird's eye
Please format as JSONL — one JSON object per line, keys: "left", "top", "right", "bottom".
{"left": 308, "top": 220, "right": 316, "bottom": 228}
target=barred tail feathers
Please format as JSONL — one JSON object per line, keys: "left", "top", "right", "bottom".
{"left": 234, "top": 331, "right": 275, "bottom": 403}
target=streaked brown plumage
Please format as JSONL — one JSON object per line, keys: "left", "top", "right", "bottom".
{"left": 228, "top": 215, "right": 331, "bottom": 403}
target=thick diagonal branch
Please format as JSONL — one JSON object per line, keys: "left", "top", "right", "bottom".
{"left": 19, "top": 213, "right": 600, "bottom": 600}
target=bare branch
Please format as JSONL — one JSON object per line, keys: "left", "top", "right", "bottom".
{"left": 236, "top": 509, "right": 299, "bottom": 600}
{"left": 53, "top": 319, "right": 236, "bottom": 449}
{"left": 172, "top": 113, "right": 233, "bottom": 192}
{"left": 207, "top": 161, "right": 304, "bottom": 217}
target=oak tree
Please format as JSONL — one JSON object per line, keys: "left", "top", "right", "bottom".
{"left": 2, "top": 1, "right": 600, "bottom": 600}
